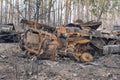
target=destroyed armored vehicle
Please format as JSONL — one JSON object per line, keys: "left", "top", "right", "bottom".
{"left": 19, "top": 19, "right": 120, "bottom": 62}
{"left": 0, "top": 24, "right": 20, "bottom": 43}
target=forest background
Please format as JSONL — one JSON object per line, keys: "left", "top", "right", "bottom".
{"left": 0, "top": 0, "right": 120, "bottom": 30}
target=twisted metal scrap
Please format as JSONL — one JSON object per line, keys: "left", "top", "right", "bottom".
{"left": 23, "top": 28, "right": 59, "bottom": 60}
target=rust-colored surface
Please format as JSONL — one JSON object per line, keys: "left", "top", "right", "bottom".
{"left": 80, "top": 52, "right": 94, "bottom": 62}
{"left": 20, "top": 25, "right": 94, "bottom": 62}
{"left": 22, "top": 28, "right": 59, "bottom": 60}
{"left": 74, "top": 19, "right": 102, "bottom": 30}
{"left": 20, "top": 19, "right": 55, "bottom": 31}
{"left": 20, "top": 19, "right": 108, "bottom": 62}
{"left": 55, "top": 26, "right": 93, "bottom": 62}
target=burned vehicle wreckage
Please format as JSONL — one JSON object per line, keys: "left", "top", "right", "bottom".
{"left": 19, "top": 19, "right": 120, "bottom": 62}
{"left": 0, "top": 24, "right": 20, "bottom": 43}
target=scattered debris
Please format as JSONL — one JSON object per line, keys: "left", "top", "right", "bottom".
{"left": 0, "top": 24, "right": 20, "bottom": 43}
{"left": 0, "top": 55, "right": 7, "bottom": 59}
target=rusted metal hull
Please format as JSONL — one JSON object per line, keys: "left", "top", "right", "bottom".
{"left": 21, "top": 28, "right": 59, "bottom": 60}
{"left": 20, "top": 19, "right": 120, "bottom": 62}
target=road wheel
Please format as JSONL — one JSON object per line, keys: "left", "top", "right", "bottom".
{"left": 80, "top": 52, "right": 94, "bottom": 62}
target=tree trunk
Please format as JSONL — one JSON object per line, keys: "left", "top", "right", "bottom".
{"left": 9, "top": 0, "right": 13, "bottom": 23}
{"left": 65, "top": 0, "right": 70, "bottom": 24}
{"left": 36, "top": 0, "right": 41, "bottom": 22}
{"left": 28, "top": 0, "right": 31, "bottom": 20}
{"left": 0, "top": 0, "right": 3, "bottom": 23}
{"left": 48, "top": 0, "right": 53, "bottom": 24}
{"left": 16, "top": 0, "right": 19, "bottom": 25}
{"left": 5, "top": 0, "right": 8, "bottom": 23}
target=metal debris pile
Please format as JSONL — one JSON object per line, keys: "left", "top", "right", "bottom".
{"left": 0, "top": 24, "right": 20, "bottom": 43}
{"left": 17, "top": 19, "right": 120, "bottom": 62}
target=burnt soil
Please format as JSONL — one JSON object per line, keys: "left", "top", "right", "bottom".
{"left": 0, "top": 43, "right": 120, "bottom": 80}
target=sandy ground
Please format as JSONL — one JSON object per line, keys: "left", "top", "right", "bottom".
{"left": 0, "top": 43, "right": 120, "bottom": 80}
